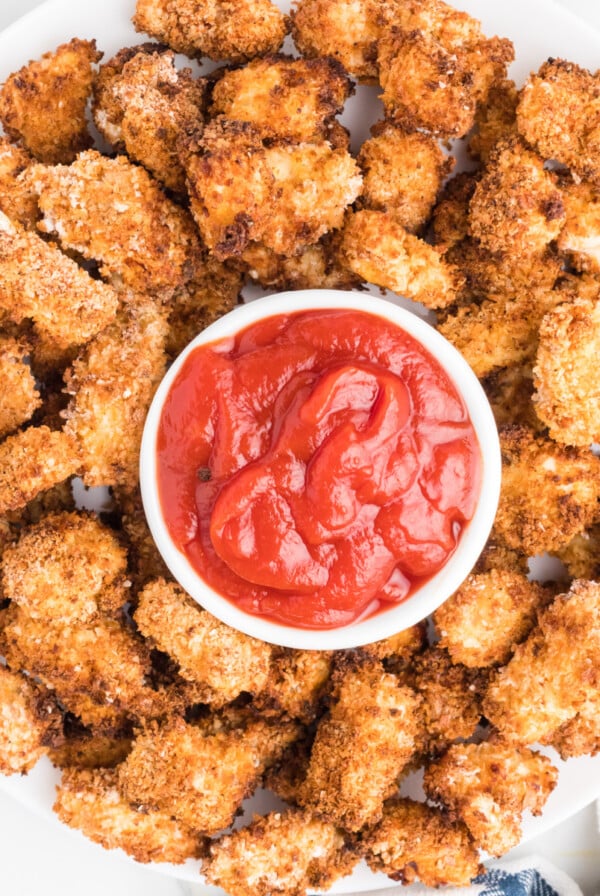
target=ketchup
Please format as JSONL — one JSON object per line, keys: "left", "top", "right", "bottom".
{"left": 156, "top": 309, "right": 481, "bottom": 629}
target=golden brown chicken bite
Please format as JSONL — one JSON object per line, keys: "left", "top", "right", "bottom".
{"left": 430, "top": 171, "right": 479, "bottom": 253}
{"left": 203, "top": 807, "right": 358, "bottom": 896}
{"left": 356, "top": 623, "right": 426, "bottom": 666}
{"left": 377, "top": 0, "right": 514, "bottom": 138}
{"left": 298, "top": 656, "right": 420, "bottom": 832}
{"left": 113, "top": 485, "right": 171, "bottom": 588}
{"left": 63, "top": 298, "right": 167, "bottom": 490}
{"left": 93, "top": 45, "right": 207, "bottom": 194}
{"left": 357, "top": 123, "right": 453, "bottom": 233}
{"left": 54, "top": 767, "right": 203, "bottom": 863}
{"left": 117, "top": 715, "right": 300, "bottom": 833}
{"left": 468, "top": 78, "right": 519, "bottom": 163}
{"left": 544, "top": 703, "right": 600, "bottom": 760}
{"left": 556, "top": 180, "right": 600, "bottom": 274}
{"left": 134, "top": 579, "right": 274, "bottom": 705}
{"left": 360, "top": 798, "right": 483, "bottom": 886}
{"left": 553, "top": 524, "right": 600, "bottom": 580}
{"left": 211, "top": 54, "right": 352, "bottom": 143}
{"left": 0, "top": 38, "right": 101, "bottom": 164}
{"left": 30, "top": 150, "right": 201, "bottom": 295}
{"left": 1, "top": 511, "right": 128, "bottom": 624}
{"left": 0, "top": 426, "right": 81, "bottom": 515}
{"left": 482, "top": 363, "right": 542, "bottom": 432}
{"left": 492, "top": 426, "right": 600, "bottom": 556}
{"left": 240, "top": 236, "right": 360, "bottom": 293}
{"left": 423, "top": 738, "right": 558, "bottom": 856}
{"left": 133, "top": 0, "right": 288, "bottom": 63}
{"left": 185, "top": 119, "right": 362, "bottom": 259}
{"left": 254, "top": 648, "right": 333, "bottom": 723}
{"left": 533, "top": 294, "right": 600, "bottom": 446}
{"left": 0, "top": 138, "right": 38, "bottom": 228}
{"left": 517, "top": 58, "right": 600, "bottom": 186}
{"left": 434, "top": 569, "right": 551, "bottom": 668}
{"left": 484, "top": 580, "right": 600, "bottom": 745}
{"left": 0, "top": 335, "right": 41, "bottom": 438}
{"left": 339, "top": 209, "right": 463, "bottom": 309}
{"left": 0, "top": 664, "right": 61, "bottom": 774}
{"left": 49, "top": 722, "right": 133, "bottom": 770}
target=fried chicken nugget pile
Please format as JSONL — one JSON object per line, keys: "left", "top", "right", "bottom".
{"left": 1, "top": 0, "right": 600, "bottom": 893}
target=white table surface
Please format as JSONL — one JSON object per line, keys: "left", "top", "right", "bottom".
{"left": 1, "top": 0, "right": 599, "bottom": 894}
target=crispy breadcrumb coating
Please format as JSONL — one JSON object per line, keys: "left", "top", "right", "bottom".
{"left": 0, "top": 336, "right": 41, "bottom": 438}
{"left": 133, "top": 0, "right": 288, "bottom": 63}
{"left": 0, "top": 211, "right": 119, "bottom": 353}
{"left": 434, "top": 570, "right": 551, "bottom": 668}
{"left": 203, "top": 807, "right": 358, "bottom": 896}
{"left": 357, "top": 122, "right": 453, "bottom": 233}
{"left": 430, "top": 172, "right": 479, "bottom": 253}
{"left": 544, "top": 704, "right": 600, "bottom": 760}
{"left": 517, "top": 58, "right": 600, "bottom": 186}
{"left": 63, "top": 299, "right": 168, "bottom": 490}
{"left": 241, "top": 236, "right": 360, "bottom": 293}
{"left": 298, "top": 657, "right": 419, "bottom": 831}
{"left": 1, "top": 511, "right": 128, "bottom": 624}
{"left": 481, "top": 363, "right": 542, "bottom": 432}
{"left": 0, "top": 137, "right": 38, "bottom": 228}
{"left": 492, "top": 426, "right": 600, "bottom": 556}
{"left": 484, "top": 580, "right": 600, "bottom": 745}
{"left": 185, "top": 120, "right": 362, "bottom": 259}
{"left": 54, "top": 767, "right": 203, "bottom": 864}
{"left": 340, "top": 209, "right": 463, "bottom": 309}
{"left": 117, "top": 715, "right": 300, "bottom": 832}
{"left": 468, "top": 79, "right": 519, "bottom": 163}
{"left": 533, "top": 295, "right": 600, "bottom": 446}
{"left": 135, "top": 579, "right": 273, "bottom": 704}
{"left": 113, "top": 485, "right": 171, "bottom": 588}
{"left": 30, "top": 150, "right": 201, "bottom": 294}
{"left": 0, "top": 426, "right": 81, "bottom": 515}
{"left": 360, "top": 798, "right": 483, "bottom": 886}
{"left": 0, "top": 665, "right": 60, "bottom": 774}
{"left": 254, "top": 648, "right": 333, "bottom": 722}
{"left": 211, "top": 55, "right": 351, "bottom": 143}
{"left": 0, "top": 38, "right": 101, "bottom": 164}
{"left": 555, "top": 179, "right": 600, "bottom": 274}
{"left": 93, "top": 45, "right": 207, "bottom": 194}
{"left": 553, "top": 525, "right": 600, "bottom": 580}
{"left": 50, "top": 726, "right": 133, "bottom": 770}
{"left": 356, "top": 623, "right": 426, "bottom": 666}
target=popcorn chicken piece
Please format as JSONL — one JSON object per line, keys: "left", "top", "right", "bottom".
{"left": 544, "top": 702, "right": 600, "bottom": 760}
{"left": 0, "top": 664, "right": 61, "bottom": 774}
{"left": 0, "top": 426, "right": 81, "bottom": 515}
{"left": 552, "top": 525, "right": 600, "bottom": 580}
{"left": 356, "top": 623, "right": 426, "bottom": 666}
{"left": 203, "top": 807, "right": 358, "bottom": 896}
{"left": 241, "top": 236, "right": 360, "bottom": 293}
{"left": 434, "top": 569, "right": 551, "bottom": 668}
{"left": 113, "top": 485, "right": 171, "bottom": 588}
{"left": 492, "top": 426, "right": 600, "bottom": 556}
{"left": 50, "top": 725, "right": 133, "bottom": 770}
{"left": 93, "top": 45, "right": 207, "bottom": 194}
{"left": 517, "top": 58, "right": 600, "bottom": 186}
{"left": 31, "top": 150, "right": 201, "bottom": 294}
{"left": 211, "top": 54, "right": 351, "bottom": 143}
{"left": 484, "top": 580, "right": 600, "bottom": 745}
{"left": 360, "top": 798, "right": 483, "bottom": 886}
{"left": 357, "top": 123, "right": 453, "bottom": 233}
{"left": 133, "top": 0, "right": 288, "bottom": 63}
{"left": 0, "top": 211, "right": 119, "bottom": 353}
{"left": 481, "top": 363, "right": 542, "bottom": 432}
{"left": 298, "top": 657, "right": 420, "bottom": 831}
{"left": 468, "top": 78, "right": 519, "bottom": 163}
{"left": 117, "top": 715, "right": 300, "bottom": 832}
{"left": 254, "top": 648, "right": 333, "bottom": 722}
{"left": 134, "top": 579, "right": 274, "bottom": 705}
{"left": 0, "top": 38, "right": 101, "bottom": 164}
{"left": 556, "top": 180, "right": 600, "bottom": 274}
{"left": 423, "top": 739, "right": 558, "bottom": 856}
{"left": 430, "top": 171, "right": 479, "bottom": 253}
{"left": 54, "top": 768, "right": 203, "bottom": 864}
{"left": 0, "top": 137, "right": 38, "bottom": 228}
{"left": 0, "top": 336, "right": 41, "bottom": 438}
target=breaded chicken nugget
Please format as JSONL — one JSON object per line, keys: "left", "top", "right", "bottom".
{"left": 423, "top": 739, "right": 558, "bottom": 856}
{"left": 133, "top": 0, "right": 288, "bottom": 63}
{"left": 484, "top": 580, "right": 600, "bottom": 745}
{"left": 517, "top": 58, "right": 600, "bottom": 186}
{"left": 377, "top": 0, "right": 514, "bottom": 138}
{"left": 340, "top": 209, "right": 463, "bottom": 309}
{"left": 185, "top": 120, "right": 362, "bottom": 259}
{"left": 0, "top": 138, "right": 38, "bottom": 228}
{"left": 481, "top": 363, "right": 542, "bottom": 432}
{"left": 434, "top": 570, "right": 551, "bottom": 669}
{"left": 360, "top": 798, "right": 483, "bottom": 886}
{"left": 50, "top": 723, "right": 133, "bottom": 770}
{"left": 468, "top": 138, "right": 564, "bottom": 256}
{"left": 63, "top": 298, "right": 167, "bottom": 490}
{"left": 356, "top": 623, "right": 426, "bottom": 666}
{"left": 254, "top": 648, "right": 333, "bottom": 723}
{"left": 0, "top": 211, "right": 119, "bottom": 353}
{"left": 492, "top": 426, "right": 600, "bottom": 556}
{"left": 117, "top": 715, "right": 300, "bottom": 833}
{"left": 533, "top": 295, "right": 600, "bottom": 447}
{"left": 0, "top": 38, "right": 101, "bottom": 164}
{"left": 93, "top": 45, "right": 207, "bottom": 194}
{"left": 0, "top": 426, "right": 81, "bottom": 515}
{"left": 298, "top": 657, "right": 419, "bottom": 831}
{"left": 211, "top": 55, "right": 351, "bottom": 144}
{"left": 553, "top": 524, "right": 600, "bottom": 580}
{"left": 55, "top": 767, "right": 203, "bottom": 864}
{"left": 357, "top": 123, "right": 453, "bottom": 233}
{"left": 241, "top": 236, "right": 360, "bottom": 293}
{"left": 0, "top": 335, "right": 41, "bottom": 438}
{"left": 0, "top": 664, "right": 61, "bottom": 774}
{"left": 1, "top": 511, "right": 128, "bottom": 624}
{"left": 202, "top": 807, "right": 358, "bottom": 896}
{"left": 30, "top": 150, "right": 201, "bottom": 294}
{"left": 468, "top": 78, "right": 519, "bottom": 163}
{"left": 135, "top": 579, "right": 273, "bottom": 704}
{"left": 430, "top": 172, "right": 479, "bottom": 253}
{"left": 555, "top": 179, "right": 600, "bottom": 274}
{"left": 112, "top": 485, "right": 171, "bottom": 588}
{"left": 544, "top": 703, "right": 600, "bottom": 760}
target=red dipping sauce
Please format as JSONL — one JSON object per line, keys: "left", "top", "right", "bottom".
{"left": 156, "top": 309, "right": 481, "bottom": 629}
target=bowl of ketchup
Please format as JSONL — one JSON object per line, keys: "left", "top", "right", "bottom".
{"left": 140, "top": 289, "right": 501, "bottom": 649}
